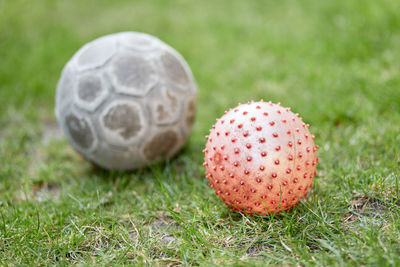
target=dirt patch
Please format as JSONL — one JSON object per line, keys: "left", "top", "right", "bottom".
{"left": 27, "top": 121, "right": 64, "bottom": 178}
{"left": 306, "top": 242, "right": 322, "bottom": 252}
{"left": 17, "top": 182, "right": 60, "bottom": 202}
{"left": 129, "top": 230, "right": 138, "bottom": 239}
{"left": 246, "top": 243, "right": 274, "bottom": 258}
{"left": 345, "top": 195, "right": 390, "bottom": 223}
{"left": 41, "top": 121, "right": 63, "bottom": 145}
{"left": 150, "top": 218, "right": 181, "bottom": 246}
{"left": 150, "top": 218, "right": 180, "bottom": 231}
{"left": 65, "top": 251, "right": 84, "bottom": 262}
{"left": 159, "top": 234, "right": 176, "bottom": 245}
{"left": 32, "top": 182, "right": 60, "bottom": 201}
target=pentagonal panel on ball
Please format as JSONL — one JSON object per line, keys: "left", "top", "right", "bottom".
{"left": 148, "top": 86, "right": 183, "bottom": 125}
{"left": 117, "top": 32, "right": 160, "bottom": 51}
{"left": 108, "top": 53, "right": 159, "bottom": 96}
{"left": 74, "top": 73, "right": 109, "bottom": 112}
{"left": 74, "top": 36, "right": 117, "bottom": 71}
{"left": 141, "top": 128, "right": 180, "bottom": 162}
{"left": 61, "top": 110, "right": 98, "bottom": 153}
{"left": 160, "top": 50, "right": 191, "bottom": 89}
{"left": 99, "top": 100, "right": 147, "bottom": 146}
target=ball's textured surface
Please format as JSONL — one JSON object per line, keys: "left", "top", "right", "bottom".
{"left": 55, "top": 32, "right": 197, "bottom": 170}
{"left": 203, "top": 101, "right": 318, "bottom": 215}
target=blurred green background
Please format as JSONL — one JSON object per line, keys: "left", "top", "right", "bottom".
{"left": 0, "top": 0, "right": 399, "bottom": 265}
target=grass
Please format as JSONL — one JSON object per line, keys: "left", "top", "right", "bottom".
{"left": 1, "top": 0, "right": 400, "bottom": 265}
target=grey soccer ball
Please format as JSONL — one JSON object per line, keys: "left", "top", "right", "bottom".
{"left": 55, "top": 32, "right": 197, "bottom": 170}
